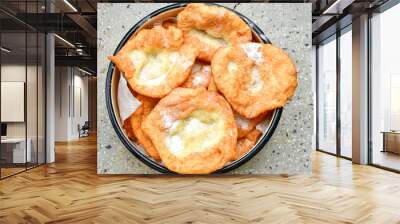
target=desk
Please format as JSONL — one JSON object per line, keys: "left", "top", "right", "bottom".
{"left": 1, "top": 138, "right": 31, "bottom": 163}
{"left": 381, "top": 131, "right": 400, "bottom": 154}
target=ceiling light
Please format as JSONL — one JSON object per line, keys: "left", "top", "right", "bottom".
{"left": 78, "top": 67, "right": 94, "bottom": 76}
{"left": 63, "top": 0, "right": 78, "bottom": 12}
{"left": 322, "top": 0, "right": 354, "bottom": 15}
{"left": 1, "top": 47, "right": 11, "bottom": 53}
{"left": 76, "top": 48, "right": 86, "bottom": 56}
{"left": 54, "top": 34, "right": 75, "bottom": 48}
{"left": 323, "top": 1, "right": 339, "bottom": 14}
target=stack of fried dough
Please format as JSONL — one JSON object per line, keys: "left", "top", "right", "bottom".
{"left": 109, "top": 3, "right": 297, "bottom": 174}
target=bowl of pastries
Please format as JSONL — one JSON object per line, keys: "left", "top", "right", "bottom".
{"left": 106, "top": 3, "right": 298, "bottom": 174}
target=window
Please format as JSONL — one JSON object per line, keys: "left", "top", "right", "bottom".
{"left": 370, "top": 3, "right": 400, "bottom": 171}
{"left": 339, "top": 28, "right": 352, "bottom": 158}
{"left": 317, "top": 36, "right": 337, "bottom": 154}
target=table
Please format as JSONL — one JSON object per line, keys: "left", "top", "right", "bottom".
{"left": 381, "top": 131, "right": 400, "bottom": 154}
{"left": 1, "top": 138, "right": 31, "bottom": 163}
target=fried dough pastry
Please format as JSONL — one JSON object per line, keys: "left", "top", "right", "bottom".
{"left": 212, "top": 43, "right": 297, "bottom": 118}
{"left": 129, "top": 95, "right": 160, "bottom": 160}
{"left": 177, "top": 3, "right": 252, "bottom": 62}
{"left": 235, "top": 111, "right": 271, "bottom": 138}
{"left": 161, "top": 19, "right": 177, "bottom": 29}
{"left": 109, "top": 26, "right": 196, "bottom": 98}
{"left": 236, "top": 129, "right": 262, "bottom": 159}
{"left": 182, "top": 62, "right": 212, "bottom": 88}
{"left": 123, "top": 115, "right": 135, "bottom": 140}
{"left": 142, "top": 88, "right": 238, "bottom": 174}
{"left": 207, "top": 76, "right": 218, "bottom": 92}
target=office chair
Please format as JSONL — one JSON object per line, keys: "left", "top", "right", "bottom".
{"left": 79, "top": 121, "right": 90, "bottom": 138}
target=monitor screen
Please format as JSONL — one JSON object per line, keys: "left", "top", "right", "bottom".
{"left": 1, "top": 123, "right": 7, "bottom": 137}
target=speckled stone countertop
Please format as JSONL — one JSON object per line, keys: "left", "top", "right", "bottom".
{"left": 97, "top": 3, "right": 312, "bottom": 174}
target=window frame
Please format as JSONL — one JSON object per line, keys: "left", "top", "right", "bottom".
{"left": 315, "top": 24, "right": 353, "bottom": 161}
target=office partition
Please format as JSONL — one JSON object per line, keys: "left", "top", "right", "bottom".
{"left": 0, "top": 0, "right": 47, "bottom": 179}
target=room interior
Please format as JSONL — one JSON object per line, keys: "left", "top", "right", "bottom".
{"left": 314, "top": 1, "right": 400, "bottom": 172}
{"left": 0, "top": 30, "right": 46, "bottom": 177}
{"left": 0, "top": 0, "right": 96, "bottom": 178}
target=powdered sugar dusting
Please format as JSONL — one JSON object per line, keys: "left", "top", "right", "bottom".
{"left": 182, "top": 58, "right": 193, "bottom": 71}
{"left": 217, "top": 8, "right": 226, "bottom": 19}
{"left": 228, "top": 62, "right": 238, "bottom": 74}
{"left": 192, "top": 75, "right": 205, "bottom": 86}
{"left": 256, "top": 119, "right": 270, "bottom": 132}
{"left": 235, "top": 114, "right": 250, "bottom": 129}
{"left": 249, "top": 68, "right": 263, "bottom": 93}
{"left": 166, "top": 135, "right": 183, "bottom": 155}
{"left": 184, "top": 118, "right": 207, "bottom": 133}
{"left": 241, "top": 43, "right": 263, "bottom": 64}
{"left": 202, "top": 65, "right": 211, "bottom": 73}
{"left": 169, "top": 52, "right": 180, "bottom": 65}
{"left": 162, "top": 113, "right": 174, "bottom": 129}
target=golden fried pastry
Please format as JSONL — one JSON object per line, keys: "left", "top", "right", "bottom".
{"left": 207, "top": 76, "right": 218, "bottom": 92}
{"left": 235, "top": 111, "right": 270, "bottom": 138}
{"left": 212, "top": 43, "right": 297, "bottom": 118}
{"left": 141, "top": 88, "right": 237, "bottom": 174}
{"left": 236, "top": 129, "right": 262, "bottom": 159}
{"left": 129, "top": 95, "right": 160, "bottom": 160}
{"left": 161, "top": 19, "right": 177, "bottom": 29}
{"left": 109, "top": 26, "right": 196, "bottom": 98}
{"left": 123, "top": 115, "right": 135, "bottom": 140}
{"left": 177, "top": 3, "right": 252, "bottom": 62}
{"left": 182, "top": 62, "right": 212, "bottom": 88}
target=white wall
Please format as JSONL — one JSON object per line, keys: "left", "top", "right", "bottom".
{"left": 54, "top": 67, "right": 89, "bottom": 141}
{"left": 71, "top": 72, "right": 89, "bottom": 139}
{"left": 1, "top": 63, "right": 46, "bottom": 164}
{"left": 1, "top": 64, "right": 39, "bottom": 138}
{"left": 1, "top": 65, "right": 26, "bottom": 138}
{"left": 55, "top": 66, "right": 69, "bottom": 141}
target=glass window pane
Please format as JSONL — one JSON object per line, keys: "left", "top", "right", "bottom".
{"left": 26, "top": 0, "right": 40, "bottom": 169}
{"left": 38, "top": 32, "right": 45, "bottom": 165}
{"left": 0, "top": 0, "right": 46, "bottom": 179}
{"left": 340, "top": 29, "right": 352, "bottom": 158}
{"left": 318, "top": 37, "right": 337, "bottom": 154}
{"left": 1, "top": 30, "right": 27, "bottom": 177}
{"left": 371, "top": 3, "right": 400, "bottom": 171}
{"left": 27, "top": 31, "right": 38, "bottom": 169}
{"left": 312, "top": 46, "right": 317, "bottom": 150}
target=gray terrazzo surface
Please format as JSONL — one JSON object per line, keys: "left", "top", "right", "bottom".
{"left": 97, "top": 3, "right": 313, "bottom": 174}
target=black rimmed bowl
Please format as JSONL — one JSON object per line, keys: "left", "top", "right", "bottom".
{"left": 105, "top": 3, "right": 283, "bottom": 174}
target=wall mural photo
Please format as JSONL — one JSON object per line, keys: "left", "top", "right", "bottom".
{"left": 97, "top": 3, "right": 312, "bottom": 174}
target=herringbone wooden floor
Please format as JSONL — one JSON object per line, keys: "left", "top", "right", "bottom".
{"left": 1, "top": 135, "right": 400, "bottom": 224}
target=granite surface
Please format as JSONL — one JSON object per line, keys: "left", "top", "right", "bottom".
{"left": 97, "top": 3, "right": 313, "bottom": 174}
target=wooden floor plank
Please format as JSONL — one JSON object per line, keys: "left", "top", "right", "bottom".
{"left": 0, "top": 135, "right": 400, "bottom": 223}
